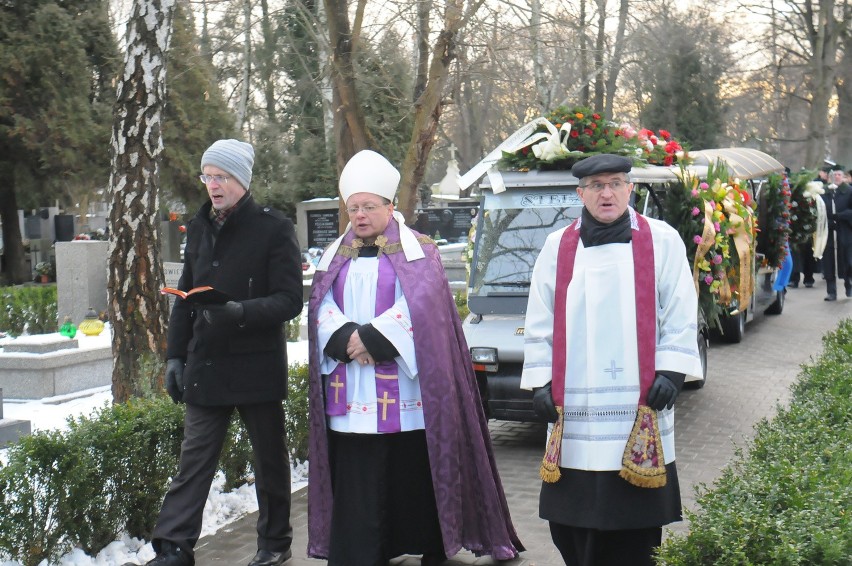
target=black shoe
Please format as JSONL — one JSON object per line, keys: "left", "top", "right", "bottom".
{"left": 248, "top": 549, "right": 291, "bottom": 566}
{"left": 846, "top": 288, "right": 852, "bottom": 298}
{"left": 825, "top": 294, "right": 837, "bottom": 301}
{"left": 421, "top": 551, "right": 447, "bottom": 566}
{"left": 788, "top": 281, "right": 799, "bottom": 288}
{"left": 804, "top": 281, "right": 814, "bottom": 288}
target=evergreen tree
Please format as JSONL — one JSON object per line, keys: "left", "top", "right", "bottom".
{"left": 160, "top": 2, "right": 236, "bottom": 213}
{"left": 638, "top": 8, "right": 728, "bottom": 150}
{"left": 0, "top": 0, "right": 118, "bottom": 283}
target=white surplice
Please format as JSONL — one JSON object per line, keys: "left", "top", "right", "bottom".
{"left": 316, "top": 256, "right": 423, "bottom": 433}
{"left": 521, "top": 214, "right": 703, "bottom": 471}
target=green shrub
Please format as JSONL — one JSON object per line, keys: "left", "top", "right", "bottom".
{"left": 285, "top": 312, "right": 302, "bottom": 342}
{"left": 284, "top": 361, "right": 310, "bottom": 462}
{"left": 0, "top": 398, "right": 184, "bottom": 565}
{"left": 454, "top": 289, "right": 469, "bottom": 321}
{"left": 0, "top": 285, "right": 58, "bottom": 337}
{"left": 656, "top": 319, "right": 852, "bottom": 566}
{"left": 220, "top": 412, "right": 254, "bottom": 492}
{"left": 0, "top": 361, "right": 314, "bottom": 565}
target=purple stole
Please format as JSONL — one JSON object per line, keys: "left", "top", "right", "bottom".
{"left": 324, "top": 255, "right": 402, "bottom": 433}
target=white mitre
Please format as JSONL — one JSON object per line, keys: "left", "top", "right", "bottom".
{"left": 317, "top": 150, "right": 425, "bottom": 270}
{"left": 339, "top": 150, "right": 400, "bottom": 203}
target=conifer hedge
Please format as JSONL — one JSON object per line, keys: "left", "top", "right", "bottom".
{"left": 657, "top": 320, "right": 852, "bottom": 565}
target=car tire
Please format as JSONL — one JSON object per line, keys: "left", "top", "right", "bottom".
{"left": 765, "top": 289, "right": 785, "bottom": 315}
{"left": 719, "top": 310, "right": 746, "bottom": 343}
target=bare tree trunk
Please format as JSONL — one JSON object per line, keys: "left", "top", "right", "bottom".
{"left": 316, "top": 0, "right": 335, "bottom": 151}
{"left": 234, "top": 0, "right": 252, "bottom": 132}
{"left": 578, "top": 0, "right": 589, "bottom": 106}
{"left": 0, "top": 178, "right": 27, "bottom": 285}
{"left": 259, "top": 0, "right": 277, "bottom": 122}
{"left": 531, "top": 0, "right": 548, "bottom": 111}
{"left": 452, "top": 39, "right": 491, "bottom": 195}
{"left": 107, "top": 0, "right": 175, "bottom": 403}
{"left": 414, "top": 0, "right": 432, "bottom": 102}
{"left": 593, "top": 0, "right": 605, "bottom": 110}
{"left": 199, "top": 0, "right": 212, "bottom": 62}
{"left": 603, "top": 0, "right": 629, "bottom": 119}
{"left": 324, "top": 0, "right": 372, "bottom": 231}
{"left": 803, "top": 0, "right": 842, "bottom": 168}
{"left": 836, "top": 35, "right": 852, "bottom": 168}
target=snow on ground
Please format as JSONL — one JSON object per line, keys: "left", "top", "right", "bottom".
{"left": 0, "top": 332, "right": 311, "bottom": 566}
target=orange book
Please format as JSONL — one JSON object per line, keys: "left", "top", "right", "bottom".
{"left": 160, "top": 286, "right": 233, "bottom": 305}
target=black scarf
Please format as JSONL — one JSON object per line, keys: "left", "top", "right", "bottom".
{"left": 579, "top": 207, "right": 632, "bottom": 247}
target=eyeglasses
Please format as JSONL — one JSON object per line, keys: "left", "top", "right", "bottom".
{"left": 346, "top": 203, "right": 388, "bottom": 216}
{"left": 580, "top": 180, "right": 629, "bottom": 192}
{"left": 199, "top": 174, "right": 230, "bottom": 185}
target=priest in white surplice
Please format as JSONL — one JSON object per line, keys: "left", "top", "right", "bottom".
{"left": 521, "top": 154, "right": 703, "bottom": 566}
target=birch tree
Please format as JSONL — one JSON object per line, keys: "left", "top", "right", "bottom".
{"left": 107, "top": 0, "right": 176, "bottom": 402}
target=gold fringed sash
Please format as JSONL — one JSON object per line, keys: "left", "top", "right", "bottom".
{"left": 539, "top": 406, "right": 564, "bottom": 482}
{"left": 619, "top": 406, "right": 667, "bottom": 488}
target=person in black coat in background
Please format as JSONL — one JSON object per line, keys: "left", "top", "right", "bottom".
{"left": 147, "top": 139, "right": 303, "bottom": 566}
{"left": 821, "top": 167, "right": 852, "bottom": 301}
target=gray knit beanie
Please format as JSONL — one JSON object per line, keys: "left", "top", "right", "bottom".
{"left": 201, "top": 139, "right": 254, "bottom": 189}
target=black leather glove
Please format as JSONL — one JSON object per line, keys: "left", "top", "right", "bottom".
{"left": 201, "top": 301, "right": 244, "bottom": 326}
{"left": 165, "top": 358, "right": 185, "bottom": 404}
{"left": 647, "top": 373, "right": 678, "bottom": 411}
{"left": 532, "top": 383, "right": 559, "bottom": 423}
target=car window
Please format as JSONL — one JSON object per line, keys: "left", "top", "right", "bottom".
{"left": 469, "top": 189, "right": 582, "bottom": 297}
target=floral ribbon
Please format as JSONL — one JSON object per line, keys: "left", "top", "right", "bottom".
{"left": 457, "top": 117, "right": 578, "bottom": 194}
{"left": 723, "top": 199, "right": 755, "bottom": 311}
{"left": 511, "top": 119, "right": 578, "bottom": 162}
{"left": 692, "top": 201, "right": 718, "bottom": 294}
{"left": 805, "top": 182, "right": 828, "bottom": 259}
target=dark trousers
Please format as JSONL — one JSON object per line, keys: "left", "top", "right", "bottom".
{"left": 327, "top": 430, "right": 444, "bottom": 566}
{"left": 821, "top": 236, "right": 852, "bottom": 295}
{"left": 790, "top": 243, "right": 817, "bottom": 284}
{"left": 152, "top": 401, "right": 292, "bottom": 559}
{"left": 549, "top": 522, "right": 662, "bottom": 566}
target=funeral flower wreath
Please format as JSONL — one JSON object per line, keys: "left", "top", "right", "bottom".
{"left": 664, "top": 162, "right": 757, "bottom": 328}
{"left": 498, "top": 105, "right": 689, "bottom": 171}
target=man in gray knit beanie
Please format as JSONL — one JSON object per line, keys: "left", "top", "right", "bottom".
{"left": 149, "top": 138, "right": 302, "bottom": 566}
{"left": 201, "top": 138, "right": 254, "bottom": 190}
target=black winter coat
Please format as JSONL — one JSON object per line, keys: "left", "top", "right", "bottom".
{"left": 166, "top": 195, "right": 303, "bottom": 405}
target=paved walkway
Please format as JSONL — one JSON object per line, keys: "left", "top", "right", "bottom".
{"left": 194, "top": 280, "right": 851, "bottom": 565}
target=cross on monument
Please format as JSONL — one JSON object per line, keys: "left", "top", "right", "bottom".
{"left": 604, "top": 359, "right": 623, "bottom": 380}
{"left": 377, "top": 391, "right": 396, "bottom": 421}
{"left": 449, "top": 143, "right": 457, "bottom": 162}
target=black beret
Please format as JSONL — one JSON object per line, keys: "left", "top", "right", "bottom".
{"left": 571, "top": 154, "right": 632, "bottom": 179}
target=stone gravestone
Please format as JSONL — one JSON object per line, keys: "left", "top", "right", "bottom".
{"left": 295, "top": 197, "right": 340, "bottom": 251}
{"left": 0, "top": 388, "right": 31, "bottom": 446}
{"left": 163, "top": 262, "right": 184, "bottom": 312}
{"left": 56, "top": 240, "right": 109, "bottom": 326}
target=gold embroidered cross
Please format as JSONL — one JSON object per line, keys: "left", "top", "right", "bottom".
{"left": 637, "top": 427, "right": 654, "bottom": 461}
{"left": 377, "top": 391, "right": 396, "bottom": 421}
{"left": 330, "top": 374, "right": 344, "bottom": 404}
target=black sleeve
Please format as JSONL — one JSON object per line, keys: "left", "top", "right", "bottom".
{"left": 358, "top": 323, "right": 400, "bottom": 363}
{"left": 324, "top": 322, "right": 359, "bottom": 363}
